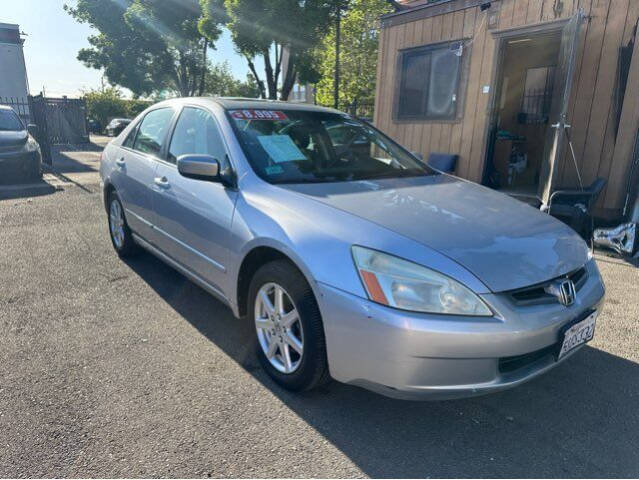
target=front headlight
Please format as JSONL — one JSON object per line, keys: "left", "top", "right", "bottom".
{"left": 25, "top": 137, "right": 39, "bottom": 152}
{"left": 351, "top": 246, "right": 492, "bottom": 316}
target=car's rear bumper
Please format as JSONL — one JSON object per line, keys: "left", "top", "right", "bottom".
{"left": 316, "top": 259, "right": 605, "bottom": 400}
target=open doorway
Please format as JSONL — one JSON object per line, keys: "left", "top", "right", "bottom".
{"left": 484, "top": 31, "right": 562, "bottom": 200}
{"left": 483, "top": 11, "right": 585, "bottom": 206}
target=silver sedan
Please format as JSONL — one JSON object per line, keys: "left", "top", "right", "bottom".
{"left": 100, "top": 98, "right": 605, "bottom": 400}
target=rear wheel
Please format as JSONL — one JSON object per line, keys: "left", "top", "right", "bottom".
{"left": 249, "top": 260, "right": 330, "bottom": 391}
{"left": 107, "top": 191, "right": 139, "bottom": 257}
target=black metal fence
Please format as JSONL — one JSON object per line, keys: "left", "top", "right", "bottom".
{"left": 0, "top": 94, "right": 90, "bottom": 165}
{"left": 0, "top": 96, "right": 30, "bottom": 125}
{"left": 318, "top": 101, "right": 375, "bottom": 121}
{"left": 33, "top": 95, "right": 89, "bottom": 145}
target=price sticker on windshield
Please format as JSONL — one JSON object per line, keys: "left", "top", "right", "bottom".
{"left": 230, "top": 109, "right": 288, "bottom": 121}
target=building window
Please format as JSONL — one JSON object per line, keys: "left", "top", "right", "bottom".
{"left": 396, "top": 41, "right": 465, "bottom": 121}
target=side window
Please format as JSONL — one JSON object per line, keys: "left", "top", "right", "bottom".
{"left": 132, "top": 108, "right": 174, "bottom": 156}
{"left": 122, "top": 123, "right": 138, "bottom": 149}
{"left": 168, "top": 107, "right": 228, "bottom": 168}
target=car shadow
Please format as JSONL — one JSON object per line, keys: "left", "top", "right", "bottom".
{"left": 52, "top": 148, "right": 100, "bottom": 174}
{"left": 123, "top": 251, "right": 639, "bottom": 478}
{"left": 0, "top": 178, "right": 58, "bottom": 200}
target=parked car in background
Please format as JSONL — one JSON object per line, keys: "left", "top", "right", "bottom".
{"left": 105, "top": 118, "right": 131, "bottom": 137}
{"left": 100, "top": 98, "right": 605, "bottom": 400}
{"left": 0, "top": 105, "right": 42, "bottom": 184}
{"left": 88, "top": 118, "right": 102, "bottom": 135}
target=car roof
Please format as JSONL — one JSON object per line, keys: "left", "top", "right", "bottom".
{"left": 151, "top": 97, "right": 341, "bottom": 114}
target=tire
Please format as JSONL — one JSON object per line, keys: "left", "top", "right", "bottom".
{"left": 107, "top": 190, "right": 140, "bottom": 258}
{"left": 249, "top": 260, "right": 330, "bottom": 391}
{"left": 25, "top": 156, "right": 42, "bottom": 181}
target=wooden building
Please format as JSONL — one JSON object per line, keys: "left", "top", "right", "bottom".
{"left": 373, "top": 0, "right": 639, "bottom": 220}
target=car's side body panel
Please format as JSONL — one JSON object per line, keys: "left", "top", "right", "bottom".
{"left": 152, "top": 161, "right": 238, "bottom": 295}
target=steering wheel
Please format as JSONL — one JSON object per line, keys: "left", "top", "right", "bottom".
{"left": 325, "top": 133, "right": 364, "bottom": 168}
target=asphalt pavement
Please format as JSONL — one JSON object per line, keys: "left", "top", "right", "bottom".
{"left": 0, "top": 141, "right": 638, "bottom": 477}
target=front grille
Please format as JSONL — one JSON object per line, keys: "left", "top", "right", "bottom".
{"left": 508, "top": 266, "right": 588, "bottom": 307}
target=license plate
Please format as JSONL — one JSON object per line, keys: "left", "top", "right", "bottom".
{"left": 558, "top": 311, "right": 597, "bottom": 360}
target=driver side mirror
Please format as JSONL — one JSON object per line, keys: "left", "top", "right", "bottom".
{"left": 177, "top": 154, "right": 220, "bottom": 181}
{"left": 27, "top": 124, "right": 38, "bottom": 137}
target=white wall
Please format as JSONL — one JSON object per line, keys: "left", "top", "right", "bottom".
{"left": 0, "top": 23, "right": 30, "bottom": 121}
{"left": 0, "top": 42, "right": 29, "bottom": 99}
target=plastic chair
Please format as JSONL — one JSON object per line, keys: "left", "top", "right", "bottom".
{"left": 427, "top": 153, "right": 458, "bottom": 173}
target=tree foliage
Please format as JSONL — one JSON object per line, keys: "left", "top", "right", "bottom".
{"left": 83, "top": 86, "right": 151, "bottom": 127}
{"left": 65, "top": 0, "right": 226, "bottom": 97}
{"left": 200, "top": 0, "right": 335, "bottom": 99}
{"left": 315, "top": 0, "right": 390, "bottom": 108}
{"left": 205, "top": 62, "right": 261, "bottom": 97}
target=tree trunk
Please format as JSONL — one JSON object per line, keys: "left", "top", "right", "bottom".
{"left": 280, "top": 53, "right": 296, "bottom": 101}
{"left": 246, "top": 58, "right": 266, "bottom": 99}
{"left": 334, "top": 5, "right": 341, "bottom": 109}
{"left": 263, "top": 48, "right": 277, "bottom": 99}
{"left": 199, "top": 38, "right": 208, "bottom": 96}
{"left": 176, "top": 50, "right": 190, "bottom": 97}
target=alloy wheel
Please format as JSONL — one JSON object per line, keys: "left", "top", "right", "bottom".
{"left": 254, "top": 282, "right": 304, "bottom": 374}
{"left": 109, "top": 199, "right": 125, "bottom": 249}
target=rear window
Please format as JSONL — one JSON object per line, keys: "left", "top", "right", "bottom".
{"left": 0, "top": 109, "right": 24, "bottom": 131}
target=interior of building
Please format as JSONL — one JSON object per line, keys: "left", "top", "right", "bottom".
{"left": 485, "top": 32, "right": 562, "bottom": 198}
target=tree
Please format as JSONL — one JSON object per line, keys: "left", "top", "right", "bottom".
{"left": 65, "top": 0, "right": 227, "bottom": 97}
{"left": 83, "top": 86, "right": 152, "bottom": 127}
{"left": 315, "top": 0, "right": 390, "bottom": 109}
{"left": 200, "top": 0, "right": 334, "bottom": 100}
{"left": 205, "top": 62, "right": 261, "bottom": 97}
{"left": 83, "top": 86, "right": 129, "bottom": 127}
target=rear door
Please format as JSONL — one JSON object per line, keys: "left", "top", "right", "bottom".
{"left": 538, "top": 9, "right": 585, "bottom": 204}
{"left": 152, "top": 106, "right": 238, "bottom": 293}
{"left": 114, "top": 107, "right": 175, "bottom": 240}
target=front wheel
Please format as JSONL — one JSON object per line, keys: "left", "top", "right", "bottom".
{"left": 249, "top": 260, "right": 330, "bottom": 391}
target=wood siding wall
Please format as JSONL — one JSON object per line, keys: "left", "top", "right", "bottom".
{"left": 374, "top": 0, "right": 639, "bottom": 218}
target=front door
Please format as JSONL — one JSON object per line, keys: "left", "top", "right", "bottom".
{"left": 538, "top": 9, "right": 585, "bottom": 204}
{"left": 152, "top": 106, "right": 238, "bottom": 295}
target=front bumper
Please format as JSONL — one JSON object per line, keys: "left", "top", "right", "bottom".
{"left": 0, "top": 149, "right": 42, "bottom": 185}
{"left": 316, "top": 259, "right": 605, "bottom": 400}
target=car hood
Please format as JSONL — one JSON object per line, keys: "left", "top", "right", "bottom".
{"left": 0, "top": 130, "right": 28, "bottom": 149}
{"left": 280, "top": 175, "right": 589, "bottom": 292}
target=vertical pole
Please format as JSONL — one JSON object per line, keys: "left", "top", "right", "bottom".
{"left": 334, "top": 2, "right": 341, "bottom": 110}
{"left": 199, "top": 38, "right": 208, "bottom": 96}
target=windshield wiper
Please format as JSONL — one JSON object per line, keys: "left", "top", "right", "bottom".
{"left": 361, "top": 169, "right": 425, "bottom": 180}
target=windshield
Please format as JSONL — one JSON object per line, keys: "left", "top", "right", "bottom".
{"left": 228, "top": 109, "right": 431, "bottom": 184}
{"left": 0, "top": 109, "right": 24, "bottom": 132}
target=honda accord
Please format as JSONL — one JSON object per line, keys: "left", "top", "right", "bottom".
{"left": 99, "top": 98, "right": 605, "bottom": 399}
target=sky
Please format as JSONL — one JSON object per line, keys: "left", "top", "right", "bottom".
{"left": 1, "top": 0, "right": 252, "bottom": 97}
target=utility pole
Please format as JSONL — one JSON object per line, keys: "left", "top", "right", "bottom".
{"left": 333, "top": 1, "right": 341, "bottom": 110}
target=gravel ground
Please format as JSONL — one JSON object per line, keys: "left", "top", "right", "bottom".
{"left": 0, "top": 148, "right": 638, "bottom": 477}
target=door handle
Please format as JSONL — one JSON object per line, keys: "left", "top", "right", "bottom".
{"left": 115, "top": 157, "right": 126, "bottom": 168}
{"left": 154, "top": 176, "right": 170, "bottom": 189}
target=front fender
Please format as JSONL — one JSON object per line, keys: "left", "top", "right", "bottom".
{"left": 227, "top": 180, "right": 489, "bottom": 316}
